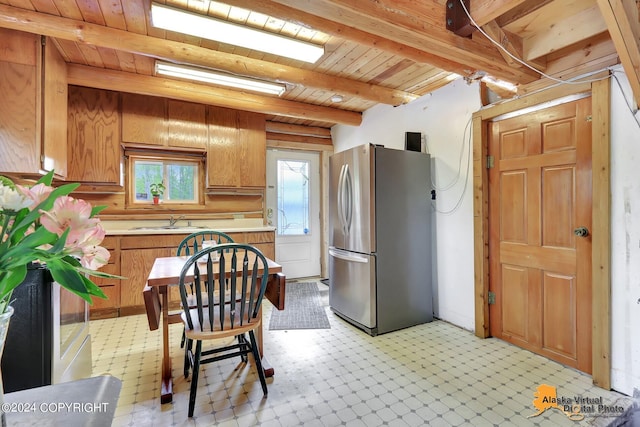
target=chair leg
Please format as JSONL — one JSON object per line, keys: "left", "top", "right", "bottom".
{"left": 237, "top": 334, "right": 248, "bottom": 363}
{"left": 188, "top": 340, "right": 202, "bottom": 418}
{"left": 248, "top": 331, "right": 268, "bottom": 396}
{"left": 180, "top": 328, "right": 186, "bottom": 348}
{"left": 183, "top": 338, "right": 192, "bottom": 378}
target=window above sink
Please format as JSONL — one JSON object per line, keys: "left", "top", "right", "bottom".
{"left": 125, "top": 147, "right": 206, "bottom": 208}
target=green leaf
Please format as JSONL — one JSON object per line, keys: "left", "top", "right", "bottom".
{"left": 0, "top": 266, "right": 27, "bottom": 306}
{"left": 47, "top": 228, "right": 70, "bottom": 254}
{"left": 91, "top": 205, "right": 108, "bottom": 217}
{"left": 80, "top": 275, "right": 107, "bottom": 300}
{"left": 35, "top": 170, "right": 55, "bottom": 186}
{"left": 47, "top": 259, "right": 91, "bottom": 298}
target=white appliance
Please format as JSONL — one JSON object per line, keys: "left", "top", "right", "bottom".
{"left": 329, "top": 143, "right": 433, "bottom": 335}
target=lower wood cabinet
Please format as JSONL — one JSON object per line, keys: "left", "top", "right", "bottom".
{"left": 90, "top": 236, "right": 120, "bottom": 320}
{"left": 90, "top": 230, "right": 275, "bottom": 318}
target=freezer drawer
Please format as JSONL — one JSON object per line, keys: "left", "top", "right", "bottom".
{"left": 328, "top": 247, "right": 376, "bottom": 330}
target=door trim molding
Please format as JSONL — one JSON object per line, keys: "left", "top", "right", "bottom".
{"left": 472, "top": 72, "right": 611, "bottom": 389}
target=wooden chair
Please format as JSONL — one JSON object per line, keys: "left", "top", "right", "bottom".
{"left": 178, "top": 243, "right": 269, "bottom": 417}
{"left": 176, "top": 230, "right": 235, "bottom": 369}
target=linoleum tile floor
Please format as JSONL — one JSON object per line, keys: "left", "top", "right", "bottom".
{"left": 91, "top": 281, "right": 635, "bottom": 427}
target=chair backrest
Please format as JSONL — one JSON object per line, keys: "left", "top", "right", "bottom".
{"left": 176, "top": 230, "right": 234, "bottom": 256}
{"left": 178, "top": 244, "right": 269, "bottom": 333}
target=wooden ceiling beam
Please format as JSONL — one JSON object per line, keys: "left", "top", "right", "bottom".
{"left": 482, "top": 21, "right": 525, "bottom": 67}
{"left": 470, "top": 0, "right": 530, "bottom": 27}
{"left": 494, "top": 0, "right": 556, "bottom": 27}
{"left": 266, "top": 132, "right": 333, "bottom": 146}
{"left": 269, "top": 0, "right": 540, "bottom": 84}
{"left": 0, "top": 4, "right": 414, "bottom": 107}
{"left": 597, "top": 0, "right": 640, "bottom": 107}
{"left": 67, "top": 64, "right": 362, "bottom": 126}
{"left": 265, "top": 122, "right": 332, "bottom": 138}
{"left": 523, "top": 4, "right": 608, "bottom": 61}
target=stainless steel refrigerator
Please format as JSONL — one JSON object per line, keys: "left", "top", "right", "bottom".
{"left": 329, "top": 143, "right": 433, "bottom": 336}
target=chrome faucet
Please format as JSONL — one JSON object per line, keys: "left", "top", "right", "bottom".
{"left": 168, "top": 214, "right": 185, "bottom": 227}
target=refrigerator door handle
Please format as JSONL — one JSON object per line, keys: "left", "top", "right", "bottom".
{"left": 344, "top": 164, "right": 353, "bottom": 233}
{"left": 329, "top": 247, "right": 369, "bottom": 263}
{"left": 337, "top": 164, "right": 347, "bottom": 232}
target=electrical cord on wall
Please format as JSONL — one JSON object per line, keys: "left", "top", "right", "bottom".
{"left": 430, "top": 116, "right": 472, "bottom": 192}
{"left": 611, "top": 71, "right": 640, "bottom": 130}
{"left": 431, "top": 116, "right": 472, "bottom": 215}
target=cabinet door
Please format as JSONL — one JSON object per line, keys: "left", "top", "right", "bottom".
{"left": 67, "top": 86, "right": 120, "bottom": 183}
{"left": 239, "top": 111, "right": 266, "bottom": 187}
{"left": 42, "top": 38, "right": 67, "bottom": 178}
{"left": 167, "top": 100, "right": 207, "bottom": 149}
{"left": 207, "top": 106, "right": 266, "bottom": 188}
{"left": 208, "top": 106, "right": 240, "bottom": 187}
{"left": 120, "top": 247, "right": 175, "bottom": 309}
{"left": 121, "top": 93, "right": 166, "bottom": 146}
{"left": 0, "top": 29, "right": 39, "bottom": 174}
{"left": 91, "top": 236, "right": 120, "bottom": 314}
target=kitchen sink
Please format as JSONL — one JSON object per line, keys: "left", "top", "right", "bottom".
{"left": 129, "top": 226, "right": 209, "bottom": 230}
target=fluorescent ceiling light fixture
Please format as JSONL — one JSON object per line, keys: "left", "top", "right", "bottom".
{"left": 481, "top": 75, "right": 517, "bottom": 93}
{"left": 155, "top": 61, "right": 286, "bottom": 96}
{"left": 151, "top": 3, "right": 325, "bottom": 63}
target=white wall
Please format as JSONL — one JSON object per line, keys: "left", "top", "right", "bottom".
{"left": 332, "top": 78, "right": 481, "bottom": 330}
{"left": 610, "top": 67, "right": 640, "bottom": 397}
{"left": 332, "top": 69, "right": 640, "bottom": 397}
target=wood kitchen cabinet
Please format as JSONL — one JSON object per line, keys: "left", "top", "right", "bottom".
{"left": 90, "top": 236, "right": 121, "bottom": 319}
{"left": 118, "top": 234, "right": 187, "bottom": 315}
{"left": 0, "top": 29, "right": 67, "bottom": 177}
{"left": 41, "top": 37, "right": 68, "bottom": 177}
{"left": 121, "top": 94, "right": 207, "bottom": 149}
{"left": 67, "top": 86, "right": 120, "bottom": 184}
{"left": 121, "top": 93, "right": 166, "bottom": 146}
{"left": 167, "top": 100, "right": 208, "bottom": 149}
{"left": 207, "top": 106, "right": 266, "bottom": 188}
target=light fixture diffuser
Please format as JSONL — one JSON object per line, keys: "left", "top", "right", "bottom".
{"left": 155, "top": 61, "right": 286, "bottom": 96}
{"left": 151, "top": 3, "right": 325, "bottom": 63}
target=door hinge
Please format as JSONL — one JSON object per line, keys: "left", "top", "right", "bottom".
{"left": 488, "top": 291, "right": 496, "bottom": 305}
{"left": 486, "top": 155, "right": 494, "bottom": 169}
{"left": 586, "top": 115, "right": 592, "bottom": 122}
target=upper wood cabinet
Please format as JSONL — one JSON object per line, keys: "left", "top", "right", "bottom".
{"left": 0, "top": 30, "right": 67, "bottom": 177}
{"left": 167, "top": 100, "right": 207, "bottom": 149}
{"left": 121, "top": 93, "right": 166, "bottom": 146}
{"left": 207, "top": 106, "right": 266, "bottom": 188}
{"left": 42, "top": 37, "right": 68, "bottom": 177}
{"left": 121, "top": 94, "right": 207, "bottom": 149}
{"left": 67, "top": 86, "right": 120, "bottom": 184}
{"left": 0, "top": 29, "right": 39, "bottom": 174}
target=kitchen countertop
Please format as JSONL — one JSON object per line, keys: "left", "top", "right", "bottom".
{"left": 4, "top": 375, "right": 121, "bottom": 426}
{"left": 100, "top": 219, "right": 275, "bottom": 236}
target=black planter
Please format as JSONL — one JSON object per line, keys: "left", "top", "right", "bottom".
{"left": 0, "top": 264, "right": 53, "bottom": 393}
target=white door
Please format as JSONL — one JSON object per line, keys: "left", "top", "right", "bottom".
{"left": 266, "top": 149, "right": 321, "bottom": 279}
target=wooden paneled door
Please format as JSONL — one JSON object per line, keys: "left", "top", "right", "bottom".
{"left": 488, "top": 97, "right": 592, "bottom": 373}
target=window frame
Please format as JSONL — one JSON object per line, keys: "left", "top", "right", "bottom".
{"left": 125, "top": 150, "right": 206, "bottom": 209}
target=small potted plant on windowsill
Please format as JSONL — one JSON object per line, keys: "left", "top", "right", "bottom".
{"left": 150, "top": 183, "right": 165, "bottom": 205}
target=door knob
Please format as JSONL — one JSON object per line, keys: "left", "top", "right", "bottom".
{"left": 574, "top": 226, "right": 589, "bottom": 237}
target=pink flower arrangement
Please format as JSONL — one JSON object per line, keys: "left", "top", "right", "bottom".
{"left": 0, "top": 171, "right": 115, "bottom": 314}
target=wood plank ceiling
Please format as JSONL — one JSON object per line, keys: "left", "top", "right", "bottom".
{"left": 0, "top": 0, "right": 638, "bottom": 129}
